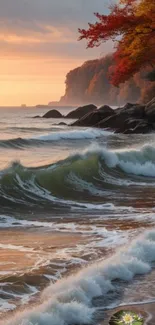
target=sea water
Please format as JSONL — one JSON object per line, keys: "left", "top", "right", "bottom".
{"left": 0, "top": 107, "right": 155, "bottom": 324}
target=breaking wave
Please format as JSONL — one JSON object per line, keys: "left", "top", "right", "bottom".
{"left": 0, "top": 144, "right": 155, "bottom": 209}
{"left": 4, "top": 229, "right": 155, "bottom": 325}
{"left": 0, "top": 128, "right": 111, "bottom": 149}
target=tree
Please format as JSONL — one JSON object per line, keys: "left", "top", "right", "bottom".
{"left": 79, "top": 0, "right": 155, "bottom": 86}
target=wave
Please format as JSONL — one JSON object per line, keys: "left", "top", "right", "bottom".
{"left": 4, "top": 229, "right": 155, "bottom": 325}
{"left": 9, "top": 126, "right": 63, "bottom": 132}
{"left": 33, "top": 128, "right": 112, "bottom": 141}
{"left": 0, "top": 128, "right": 111, "bottom": 149}
{"left": 0, "top": 145, "right": 155, "bottom": 209}
{"left": 0, "top": 215, "right": 127, "bottom": 249}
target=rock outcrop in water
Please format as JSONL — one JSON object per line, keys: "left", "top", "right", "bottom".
{"left": 65, "top": 104, "right": 97, "bottom": 119}
{"left": 71, "top": 98, "right": 155, "bottom": 134}
{"left": 42, "top": 109, "right": 63, "bottom": 118}
{"left": 71, "top": 105, "right": 114, "bottom": 127}
{"left": 33, "top": 115, "right": 41, "bottom": 118}
{"left": 34, "top": 105, "right": 96, "bottom": 120}
{"left": 145, "top": 97, "right": 155, "bottom": 121}
{"left": 33, "top": 109, "right": 63, "bottom": 119}
{"left": 33, "top": 98, "right": 155, "bottom": 133}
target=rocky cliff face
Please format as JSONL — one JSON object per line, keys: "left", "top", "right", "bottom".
{"left": 59, "top": 55, "right": 155, "bottom": 106}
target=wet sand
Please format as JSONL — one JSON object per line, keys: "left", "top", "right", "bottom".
{"left": 0, "top": 228, "right": 89, "bottom": 276}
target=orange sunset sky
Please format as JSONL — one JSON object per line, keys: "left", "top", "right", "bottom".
{"left": 0, "top": 0, "right": 112, "bottom": 106}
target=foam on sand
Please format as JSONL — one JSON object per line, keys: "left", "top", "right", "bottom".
{"left": 4, "top": 229, "right": 155, "bottom": 325}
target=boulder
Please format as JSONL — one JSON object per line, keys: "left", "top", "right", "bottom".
{"left": 98, "top": 105, "right": 114, "bottom": 113}
{"left": 96, "top": 110, "right": 146, "bottom": 133}
{"left": 72, "top": 107, "right": 115, "bottom": 127}
{"left": 116, "top": 104, "right": 145, "bottom": 119}
{"left": 115, "top": 103, "right": 135, "bottom": 114}
{"left": 96, "top": 112, "right": 128, "bottom": 132}
{"left": 122, "top": 102, "right": 136, "bottom": 110}
{"left": 58, "top": 122, "right": 67, "bottom": 126}
{"left": 71, "top": 101, "right": 148, "bottom": 132}
{"left": 65, "top": 104, "right": 97, "bottom": 119}
{"left": 124, "top": 120, "right": 152, "bottom": 134}
{"left": 42, "top": 109, "right": 63, "bottom": 118}
{"left": 145, "top": 97, "right": 155, "bottom": 121}
{"left": 126, "top": 105, "right": 145, "bottom": 119}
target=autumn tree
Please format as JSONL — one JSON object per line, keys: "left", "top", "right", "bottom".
{"left": 79, "top": 0, "right": 155, "bottom": 86}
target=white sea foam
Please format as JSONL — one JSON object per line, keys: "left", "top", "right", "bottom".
{"left": 0, "top": 243, "right": 34, "bottom": 252}
{"left": 83, "top": 144, "right": 155, "bottom": 178}
{"left": 32, "top": 128, "right": 112, "bottom": 142}
{"left": 106, "top": 145, "right": 155, "bottom": 177}
{"left": 4, "top": 229, "right": 155, "bottom": 325}
{"left": 0, "top": 301, "right": 16, "bottom": 313}
{"left": 0, "top": 285, "right": 39, "bottom": 313}
{"left": 0, "top": 215, "right": 128, "bottom": 250}
{"left": 0, "top": 213, "right": 126, "bottom": 232}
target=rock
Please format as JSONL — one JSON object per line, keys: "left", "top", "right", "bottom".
{"left": 67, "top": 99, "right": 155, "bottom": 134}
{"left": 126, "top": 105, "right": 145, "bottom": 119}
{"left": 124, "top": 120, "right": 152, "bottom": 134}
{"left": 116, "top": 104, "right": 145, "bottom": 119}
{"left": 42, "top": 109, "right": 63, "bottom": 118}
{"left": 98, "top": 105, "right": 114, "bottom": 113}
{"left": 71, "top": 102, "right": 148, "bottom": 133}
{"left": 96, "top": 112, "right": 127, "bottom": 132}
{"left": 65, "top": 104, "right": 97, "bottom": 119}
{"left": 145, "top": 97, "right": 155, "bottom": 121}
{"left": 98, "top": 104, "right": 145, "bottom": 132}
{"left": 33, "top": 115, "right": 41, "bottom": 118}
{"left": 146, "top": 97, "right": 155, "bottom": 107}
{"left": 122, "top": 102, "right": 136, "bottom": 110}
{"left": 114, "top": 103, "right": 135, "bottom": 114}
{"left": 72, "top": 107, "right": 115, "bottom": 127}
{"left": 96, "top": 108, "right": 153, "bottom": 133}
{"left": 96, "top": 110, "right": 145, "bottom": 133}
{"left": 58, "top": 122, "right": 67, "bottom": 126}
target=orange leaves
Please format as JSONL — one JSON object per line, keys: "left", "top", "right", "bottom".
{"left": 79, "top": 0, "right": 137, "bottom": 47}
{"left": 110, "top": 57, "right": 140, "bottom": 86}
{"left": 79, "top": 0, "right": 155, "bottom": 86}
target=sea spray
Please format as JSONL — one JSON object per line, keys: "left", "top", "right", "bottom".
{"left": 4, "top": 229, "right": 155, "bottom": 325}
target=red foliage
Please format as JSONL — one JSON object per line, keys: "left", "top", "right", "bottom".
{"left": 79, "top": 0, "right": 155, "bottom": 86}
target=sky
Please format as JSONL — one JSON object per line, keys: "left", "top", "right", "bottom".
{"left": 0, "top": 0, "right": 113, "bottom": 106}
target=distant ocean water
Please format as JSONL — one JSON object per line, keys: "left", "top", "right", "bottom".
{"left": 0, "top": 106, "right": 155, "bottom": 324}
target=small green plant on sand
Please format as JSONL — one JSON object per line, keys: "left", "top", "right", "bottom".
{"left": 110, "top": 310, "right": 144, "bottom": 325}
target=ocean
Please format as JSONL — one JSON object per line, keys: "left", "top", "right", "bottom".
{"left": 0, "top": 106, "right": 155, "bottom": 324}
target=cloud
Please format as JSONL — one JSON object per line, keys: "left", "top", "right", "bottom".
{"left": 0, "top": 0, "right": 109, "bottom": 26}
{"left": 0, "top": 39, "right": 113, "bottom": 61}
{"left": 0, "top": 0, "right": 111, "bottom": 58}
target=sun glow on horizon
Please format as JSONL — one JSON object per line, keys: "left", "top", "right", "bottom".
{"left": 0, "top": 0, "right": 112, "bottom": 106}
{"left": 0, "top": 57, "right": 85, "bottom": 106}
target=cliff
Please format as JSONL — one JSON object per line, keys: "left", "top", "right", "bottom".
{"left": 59, "top": 54, "right": 155, "bottom": 106}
